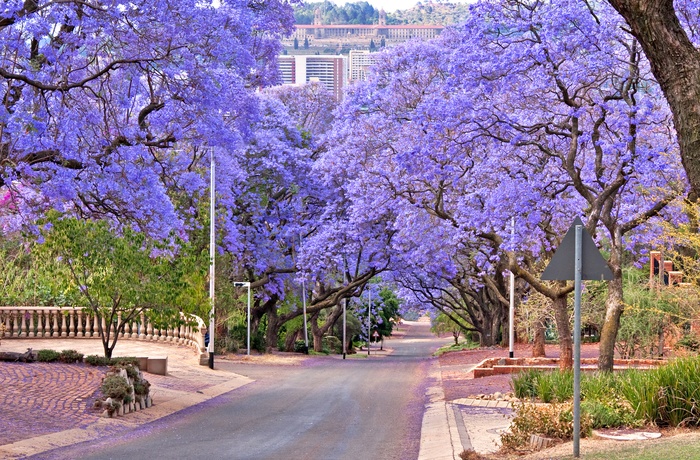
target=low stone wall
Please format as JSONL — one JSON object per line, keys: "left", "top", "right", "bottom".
{"left": 472, "top": 356, "right": 665, "bottom": 378}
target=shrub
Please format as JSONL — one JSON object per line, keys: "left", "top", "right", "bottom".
{"left": 101, "top": 375, "right": 132, "bottom": 401}
{"left": 581, "top": 398, "right": 639, "bottom": 429}
{"left": 110, "top": 357, "right": 138, "bottom": 366}
{"left": 511, "top": 369, "right": 539, "bottom": 399}
{"left": 322, "top": 336, "right": 342, "bottom": 354}
{"left": 85, "top": 355, "right": 111, "bottom": 366}
{"left": 500, "top": 402, "right": 592, "bottom": 450}
{"left": 111, "top": 363, "right": 139, "bottom": 380}
{"left": 293, "top": 340, "right": 309, "bottom": 354}
{"left": 676, "top": 333, "right": 700, "bottom": 353}
{"left": 133, "top": 380, "right": 151, "bottom": 397}
{"left": 58, "top": 349, "right": 84, "bottom": 363}
{"left": 36, "top": 349, "right": 60, "bottom": 362}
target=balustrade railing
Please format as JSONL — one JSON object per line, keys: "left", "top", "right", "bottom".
{"left": 0, "top": 307, "right": 207, "bottom": 356}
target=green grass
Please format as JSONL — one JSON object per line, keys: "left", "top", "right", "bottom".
{"left": 554, "top": 435, "right": 700, "bottom": 459}
{"left": 433, "top": 340, "right": 479, "bottom": 356}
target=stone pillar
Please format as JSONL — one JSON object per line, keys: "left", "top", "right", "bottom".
{"left": 28, "top": 310, "right": 36, "bottom": 337}
{"left": 19, "top": 309, "right": 27, "bottom": 337}
{"left": 68, "top": 309, "right": 76, "bottom": 337}
{"left": 60, "top": 310, "right": 68, "bottom": 337}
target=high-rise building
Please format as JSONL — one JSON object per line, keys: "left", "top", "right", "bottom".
{"left": 277, "top": 55, "right": 348, "bottom": 101}
{"left": 348, "top": 50, "right": 379, "bottom": 82}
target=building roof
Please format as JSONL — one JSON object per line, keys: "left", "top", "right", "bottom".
{"left": 295, "top": 24, "right": 443, "bottom": 30}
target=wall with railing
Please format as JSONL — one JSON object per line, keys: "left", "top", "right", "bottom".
{"left": 0, "top": 306, "right": 207, "bottom": 359}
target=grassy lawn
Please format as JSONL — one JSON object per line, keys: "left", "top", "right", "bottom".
{"left": 434, "top": 340, "right": 480, "bottom": 356}
{"left": 519, "top": 432, "right": 700, "bottom": 460}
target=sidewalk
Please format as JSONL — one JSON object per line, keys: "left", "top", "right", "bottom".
{"left": 0, "top": 338, "right": 252, "bottom": 459}
{"left": 418, "top": 361, "right": 514, "bottom": 459}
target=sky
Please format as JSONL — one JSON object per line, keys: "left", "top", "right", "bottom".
{"left": 329, "top": 0, "right": 473, "bottom": 13}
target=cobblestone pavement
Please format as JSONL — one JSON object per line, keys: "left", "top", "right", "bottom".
{"left": 0, "top": 338, "right": 252, "bottom": 459}
{"left": 0, "top": 362, "right": 104, "bottom": 445}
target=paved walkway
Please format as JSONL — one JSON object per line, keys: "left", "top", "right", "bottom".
{"left": 418, "top": 361, "right": 514, "bottom": 459}
{"left": 0, "top": 338, "right": 251, "bottom": 459}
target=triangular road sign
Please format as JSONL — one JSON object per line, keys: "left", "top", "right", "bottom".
{"left": 541, "top": 217, "right": 613, "bottom": 281}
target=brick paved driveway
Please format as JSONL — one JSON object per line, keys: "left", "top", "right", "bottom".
{"left": 0, "top": 362, "right": 105, "bottom": 445}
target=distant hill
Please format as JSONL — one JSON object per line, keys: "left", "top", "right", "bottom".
{"left": 388, "top": 2, "right": 470, "bottom": 25}
{"left": 294, "top": 1, "right": 470, "bottom": 26}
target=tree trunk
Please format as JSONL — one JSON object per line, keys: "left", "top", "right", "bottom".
{"left": 598, "top": 275, "right": 624, "bottom": 371}
{"left": 310, "top": 311, "right": 323, "bottom": 352}
{"left": 552, "top": 294, "right": 572, "bottom": 370}
{"left": 532, "top": 316, "right": 547, "bottom": 357}
{"left": 284, "top": 327, "right": 304, "bottom": 352}
{"left": 606, "top": 0, "right": 700, "bottom": 197}
{"left": 265, "top": 307, "right": 281, "bottom": 352}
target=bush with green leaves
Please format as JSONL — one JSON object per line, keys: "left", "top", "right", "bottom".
{"left": 620, "top": 357, "right": 700, "bottom": 427}
{"left": 58, "top": 349, "right": 84, "bottom": 363}
{"left": 36, "top": 349, "right": 60, "bottom": 362}
{"left": 322, "top": 335, "right": 342, "bottom": 354}
{"left": 85, "top": 355, "right": 112, "bottom": 366}
{"left": 101, "top": 375, "right": 132, "bottom": 401}
{"left": 675, "top": 333, "right": 700, "bottom": 353}
{"left": 293, "top": 340, "right": 308, "bottom": 353}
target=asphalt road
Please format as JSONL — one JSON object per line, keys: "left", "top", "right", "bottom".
{"left": 39, "top": 321, "right": 450, "bottom": 460}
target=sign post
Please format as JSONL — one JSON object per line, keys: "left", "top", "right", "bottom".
{"left": 541, "top": 217, "right": 612, "bottom": 458}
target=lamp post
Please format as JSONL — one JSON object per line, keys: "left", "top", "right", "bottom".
{"left": 509, "top": 216, "right": 515, "bottom": 359}
{"left": 367, "top": 288, "right": 371, "bottom": 356}
{"left": 208, "top": 148, "right": 215, "bottom": 370}
{"left": 234, "top": 282, "right": 252, "bottom": 355}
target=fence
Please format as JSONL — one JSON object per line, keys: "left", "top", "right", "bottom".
{"left": 0, "top": 306, "right": 207, "bottom": 357}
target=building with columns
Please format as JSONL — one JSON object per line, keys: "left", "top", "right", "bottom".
{"left": 290, "top": 9, "right": 444, "bottom": 43}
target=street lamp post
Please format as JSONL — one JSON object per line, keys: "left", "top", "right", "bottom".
{"left": 234, "top": 282, "right": 252, "bottom": 355}
{"left": 367, "top": 289, "right": 371, "bottom": 356}
{"left": 208, "top": 149, "right": 215, "bottom": 370}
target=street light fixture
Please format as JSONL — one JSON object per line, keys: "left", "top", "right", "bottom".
{"left": 234, "top": 282, "right": 252, "bottom": 355}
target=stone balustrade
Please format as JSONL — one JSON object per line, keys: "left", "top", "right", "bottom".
{"left": 0, "top": 306, "right": 207, "bottom": 357}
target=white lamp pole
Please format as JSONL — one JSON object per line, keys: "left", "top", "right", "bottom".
{"left": 208, "top": 149, "right": 215, "bottom": 369}
{"left": 509, "top": 216, "right": 515, "bottom": 358}
{"left": 234, "top": 282, "right": 252, "bottom": 355}
{"left": 367, "top": 289, "right": 371, "bottom": 356}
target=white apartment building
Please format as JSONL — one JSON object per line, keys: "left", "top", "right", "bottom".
{"left": 348, "top": 50, "right": 379, "bottom": 82}
{"left": 277, "top": 55, "right": 348, "bottom": 101}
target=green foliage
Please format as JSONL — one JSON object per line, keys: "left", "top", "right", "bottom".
{"left": 322, "top": 335, "right": 342, "bottom": 354}
{"left": 85, "top": 355, "right": 112, "bottom": 366}
{"left": 34, "top": 214, "right": 208, "bottom": 358}
{"left": 294, "top": 1, "right": 379, "bottom": 25}
{"left": 433, "top": 340, "right": 479, "bottom": 356}
{"left": 293, "top": 1, "right": 471, "bottom": 26}
{"left": 133, "top": 380, "right": 151, "bottom": 397}
{"left": 112, "top": 363, "right": 139, "bottom": 380}
{"left": 501, "top": 402, "right": 592, "bottom": 449}
{"left": 581, "top": 399, "right": 638, "bottom": 429}
{"left": 510, "top": 370, "right": 572, "bottom": 403}
{"left": 58, "top": 349, "right": 84, "bottom": 363}
{"left": 431, "top": 312, "right": 473, "bottom": 345}
{"left": 512, "top": 358, "right": 700, "bottom": 430}
{"left": 110, "top": 357, "right": 139, "bottom": 366}
{"left": 675, "top": 333, "right": 700, "bottom": 352}
{"left": 617, "top": 267, "right": 688, "bottom": 359}
{"left": 511, "top": 369, "right": 540, "bottom": 399}
{"left": 293, "top": 340, "right": 309, "bottom": 353}
{"left": 36, "top": 349, "right": 60, "bottom": 362}
{"left": 101, "top": 375, "right": 132, "bottom": 400}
